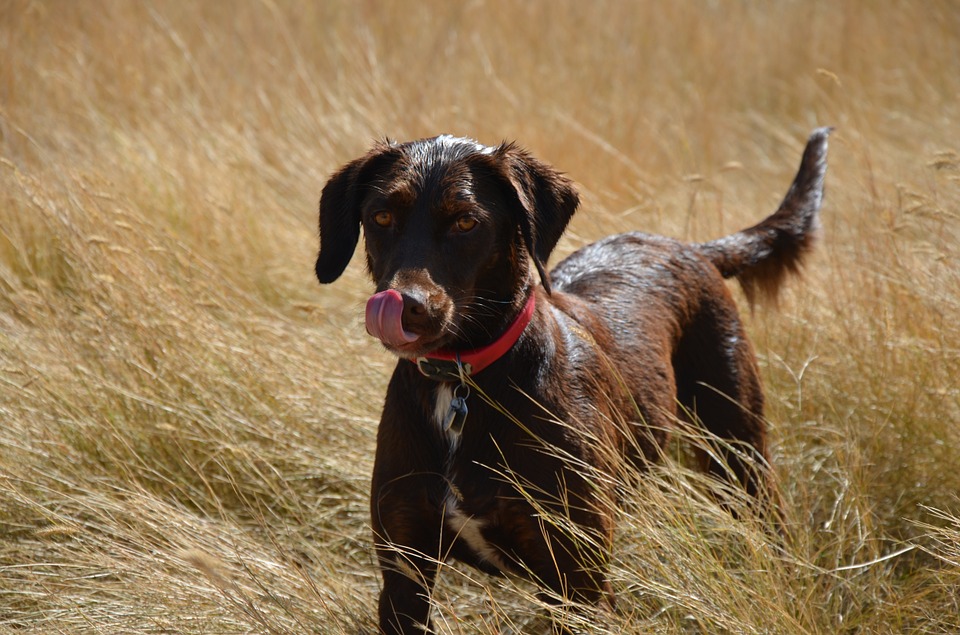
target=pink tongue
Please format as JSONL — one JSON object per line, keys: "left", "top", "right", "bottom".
{"left": 365, "top": 290, "right": 420, "bottom": 347}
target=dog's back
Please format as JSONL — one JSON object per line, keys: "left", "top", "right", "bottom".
{"left": 547, "top": 127, "right": 830, "bottom": 500}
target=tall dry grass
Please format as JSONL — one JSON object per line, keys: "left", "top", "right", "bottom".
{"left": 1, "top": 1, "right": 959, "bottom": 632}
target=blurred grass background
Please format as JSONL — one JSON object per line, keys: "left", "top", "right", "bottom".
{"left": 1, "top": 1, "right": 959, "bottom": 632}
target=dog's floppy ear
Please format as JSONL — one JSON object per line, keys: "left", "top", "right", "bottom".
{"left": 492, "top": 143, "right": 579, "bottom": 294}
{"left": 315, "top": 144, "right": 399, "bottom": 284}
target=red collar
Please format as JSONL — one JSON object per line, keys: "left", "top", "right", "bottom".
{"left": 413, "top": 294, "right": 536, "bottom": 381}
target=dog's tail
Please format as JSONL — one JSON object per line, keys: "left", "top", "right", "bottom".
{"left": 699, "top": 127, "right": 832, "bottom": 305}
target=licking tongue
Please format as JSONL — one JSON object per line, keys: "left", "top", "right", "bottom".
{"left": 365, "top": 290, "right": 421, "bottom": 347}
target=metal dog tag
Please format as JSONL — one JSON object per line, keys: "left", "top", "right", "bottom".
{"left": 444, "top": 396, "right": 469, "bottom": 434}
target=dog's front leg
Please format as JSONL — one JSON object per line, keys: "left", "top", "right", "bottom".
{"left": 375, "top": 540, "right": 439, "bottom": 635}
{"left": 371, "top": 411, "right": 447, "bottom": 635}
{"left": 372, "top": 469, "right": 444, "bottom": 634}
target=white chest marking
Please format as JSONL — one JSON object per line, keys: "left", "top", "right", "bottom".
{"left": 444, "top": 492, "right": 508, "bottom": 571}
{"left": 432, "top": 385, "right": 507, "bottom": 570}
{"left": 432, "top": 383, "right": 454, "bottom": 429}
{"left": 432, "top": 383, "right": 460, "bottom": 452}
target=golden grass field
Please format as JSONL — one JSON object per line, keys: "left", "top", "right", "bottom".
{"left": 2, "top": 1, "right": 959, "bottom": 632}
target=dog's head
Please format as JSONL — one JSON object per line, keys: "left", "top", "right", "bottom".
{"left": 315, "top": 135, "right": 579, "bottom": 357}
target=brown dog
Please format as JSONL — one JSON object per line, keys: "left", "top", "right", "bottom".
{"left": 315, "top": 129, "right": 830, "bottom": 633}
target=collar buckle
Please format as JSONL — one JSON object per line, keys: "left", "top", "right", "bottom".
{"left": 415, "top": 357, "right": 472, "bottom": 382}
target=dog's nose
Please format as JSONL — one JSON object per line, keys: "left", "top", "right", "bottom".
{"left": 400, "top": 291, "right": 431, "bottom": 333}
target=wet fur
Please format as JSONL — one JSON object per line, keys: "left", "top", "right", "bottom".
{"left": 315, "top": 129, "right": 830, "bottom": 634}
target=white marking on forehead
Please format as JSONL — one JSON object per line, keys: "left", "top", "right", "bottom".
{"left": 435, "top": 134, "right": 495, "bottom": 155}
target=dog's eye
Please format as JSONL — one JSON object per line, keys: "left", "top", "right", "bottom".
{"left": 372, "top": 211, "right": 393, "bottom": 228}
{"left": 455, "top": 215, "right": 478, "bottom": 233}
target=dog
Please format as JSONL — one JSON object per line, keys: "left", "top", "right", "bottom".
{"left": 314, "top": 128, "right": 830, "bottom": 633}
